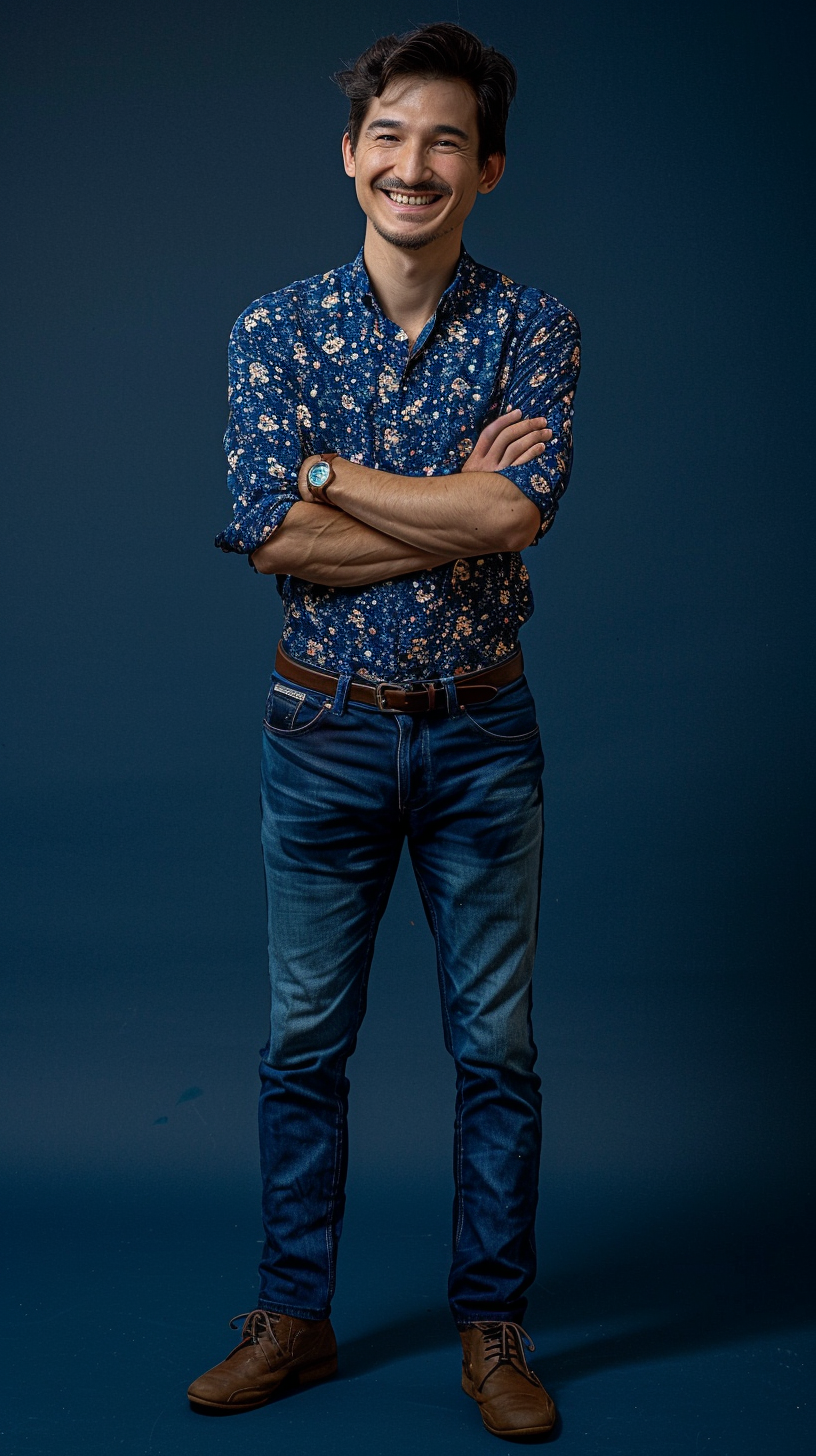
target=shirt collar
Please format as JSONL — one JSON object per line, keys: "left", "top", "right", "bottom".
{"left": 346, "top": 243, "right": 476, "bottom": 321}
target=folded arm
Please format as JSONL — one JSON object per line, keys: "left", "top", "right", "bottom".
{"left": 218, "top": 296, "right": 579, "bottom": 587}
{"left": 250, "top": 502, "right": 454, "bottom": 586}
{"left": 214, "top": 305, "right": 536, "bottom": 580}
{"left": 287, "top": 303, "right": 582, "bottom": 563}
{"left": 250, "top": 409, "right": 549, "bottom": 580}
{"left": 296, "top": 454, "right": 541, "bottom": 558}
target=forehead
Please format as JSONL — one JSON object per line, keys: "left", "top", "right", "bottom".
{"left": 360, "top": 75, "right": 479, "bottom": 133}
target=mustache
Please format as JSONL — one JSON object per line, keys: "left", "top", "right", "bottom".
{"left": 375, "top": 178, "right": 452, "bottom": 195}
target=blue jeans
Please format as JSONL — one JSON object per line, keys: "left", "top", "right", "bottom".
{"left": 257, "top": 659, "right": 545, "bottom": 1327}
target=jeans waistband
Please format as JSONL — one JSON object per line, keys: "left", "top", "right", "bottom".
{"left": 274, "top": 643, "right": 523, "bottom": 715}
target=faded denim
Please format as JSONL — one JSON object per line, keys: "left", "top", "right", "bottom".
{"left": 257, "top": 663, "right": 545, "bottom": 1326}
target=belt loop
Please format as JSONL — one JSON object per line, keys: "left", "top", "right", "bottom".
{"left": 440, "top": 675, "right": 459, "bottom": 716}
{"left": 331, "top": 673, "right": 352, "bottom": 716}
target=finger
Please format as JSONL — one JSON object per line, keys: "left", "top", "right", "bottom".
{"left": 473, "top": 414, "right": 547, "bottom": 465}
{"left": 474, "top": 408, "right": 523, "bottom": 448}
{"left": 498, "top": 430, "right": 547, "bottom": 465}
{"left": 502, "top": 441, "right": 550, "bottom": 468}
{"left": 489, "top": 425, "right": 553, "bottom": 465}
{"left": 486, "top": 416, "right": 549, "bottom": 453}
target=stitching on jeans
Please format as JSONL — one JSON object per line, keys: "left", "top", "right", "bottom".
{"left": 323, "top": 854, "right": 400, "bottom": 1309}
{"left": 412, "top": 863, "right": 465, "bottom": 1250}
{"left": 395, "top": 715, "right": 405, "bottom": 813}
{"left": 461, "top": 710, "right": 540, "bottom": 743}
{"left": 263, "top": 702, "right": 331, "bottom": 737}
{"left": 350, "top": 851, "right": 400, "bottom": 1040}
{"left": 325, "top": 1065, "right": 342, "bottom": 1309}
{"left": 257, "top": 1300, "right": 329, "bottom": 1320}
{"left": 412, "top": 864, "right": 454, "bottom": 1053}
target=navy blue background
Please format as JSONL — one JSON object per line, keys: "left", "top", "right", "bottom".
{"left": 2, "top": 2, "right": 814, "bottom": 1451}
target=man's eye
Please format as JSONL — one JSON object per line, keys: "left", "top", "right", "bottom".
{"left": 376, "top": 133, "right": 399, "bottom": 142}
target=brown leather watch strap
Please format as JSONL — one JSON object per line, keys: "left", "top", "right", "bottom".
{"left": 306, "top": 452, "right": 339, "bottom": 504}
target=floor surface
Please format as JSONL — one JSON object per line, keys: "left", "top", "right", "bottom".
{"left": 2, "top": 1176, "right": 813, "bottom": 1455}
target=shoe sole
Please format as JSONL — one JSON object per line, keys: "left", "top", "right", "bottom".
{"left": 188, "top": 1355, "right": 338, "bottom": 1415}
{"left": 462, "top": 1372, "right": 557, "bottom": 1440}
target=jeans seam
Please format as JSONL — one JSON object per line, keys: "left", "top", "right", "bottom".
{"left": 322, "top": 853, "right": 400, "bottom": 1311}
{"left": 412, "top": 862, "right": 465, "bottom": 1250}
{"left": 411, "top": 864, "right": 454, "bottom": 1052}
{"left": 396, "top": 714, "right": 406, "bottom": 813}
{"left": 324, "top": 1066, "right": 342, "bottom": 1312}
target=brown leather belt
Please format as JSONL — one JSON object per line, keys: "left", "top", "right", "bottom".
{"left": 275, "top": 642, "right": 523, "bottom": 714}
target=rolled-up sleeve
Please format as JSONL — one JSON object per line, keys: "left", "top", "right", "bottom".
{"left": 497, "top": 304, "right": 581, "bottom": 543}
{"left": 214, "top": 303, "right": 304, "bottom": 557}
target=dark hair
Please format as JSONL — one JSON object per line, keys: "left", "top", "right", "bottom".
{"left": 334, "top": 23, "right": 517, "bottom": 165}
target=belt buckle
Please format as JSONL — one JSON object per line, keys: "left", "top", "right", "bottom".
{"left": 374, "top": 678, "right": 428, "bottom": 712}
{"left": 375, "top": 681, "right": 396, "bottom": 712}
{"left": 374, "top": 677, "right": 450, "bottom": 713}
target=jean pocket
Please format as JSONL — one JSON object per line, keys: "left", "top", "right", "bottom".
{"left": 462, "top": 677, "right": 541, "bottom": 743}
{"left": 263, "top": 680, "right": 331, "bottom": 736}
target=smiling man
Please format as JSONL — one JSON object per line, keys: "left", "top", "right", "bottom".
{"left": 188, "top": 22, "right": 580, "bottom": 1441}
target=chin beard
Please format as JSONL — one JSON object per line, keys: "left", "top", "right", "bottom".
{"left": 371, "top": 218, "right": 455, "bottom": 251}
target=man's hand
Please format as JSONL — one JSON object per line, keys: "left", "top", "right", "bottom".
{"left": 462, "top": 408, "right": 552, "bottom": 472}
{"left": 297, "top": 409, "right": 551, "bottom": 497}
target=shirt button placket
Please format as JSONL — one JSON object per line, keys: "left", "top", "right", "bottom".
{"left": 390, "top": 327, "right": 411, "bottom": 677}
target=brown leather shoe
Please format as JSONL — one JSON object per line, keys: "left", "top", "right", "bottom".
{"left": 460, "top": 1322, "right": 556, "bottom": 1440}
{"left": 187, "top": 1308, "right": 337, "bottom": 1414}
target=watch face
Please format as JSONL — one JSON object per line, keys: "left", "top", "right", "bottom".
{"left": 308, "top": 461, "right": 331, "bottom": 488}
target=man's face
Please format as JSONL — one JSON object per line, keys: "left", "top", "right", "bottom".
{"left": 342, "top": 75, "right": 504, "bottom": 250}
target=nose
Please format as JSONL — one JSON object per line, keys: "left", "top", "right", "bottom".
{"left": 394, "top": 137, "right": 435, "bottom": 186}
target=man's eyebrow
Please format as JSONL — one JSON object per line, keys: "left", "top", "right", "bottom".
{"left": 365, "top": 118, "right": 469, "bottom": 140}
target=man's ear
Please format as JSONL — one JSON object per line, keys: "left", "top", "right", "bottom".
{"left": 342, "top": 132, "right": 356, "bottom": 178}
{"left": 477, "top": 152, "right": 506, "bottom": 195}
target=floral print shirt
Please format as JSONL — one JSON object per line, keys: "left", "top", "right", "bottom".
{"left": 216, "top": 246, "right": 580, "bottom": 681}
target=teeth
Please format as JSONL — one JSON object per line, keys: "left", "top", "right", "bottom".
{"left": 386, "top": 191, "right": 439, "bottom": 206}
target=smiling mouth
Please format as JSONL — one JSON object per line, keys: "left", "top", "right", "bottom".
{"left": 380, "top": 189, "right": 445, "bottom": 208}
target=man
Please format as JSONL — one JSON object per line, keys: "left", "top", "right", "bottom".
{"left": 188, "top": 21, "right": 580, "bottom": 1442}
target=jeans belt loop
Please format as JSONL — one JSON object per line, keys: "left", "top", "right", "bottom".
{"left": 440, "top": 675, "right": 459, "bottom": 716}
{"left": 331, "top": 673, "right": 352, "bottom": 716}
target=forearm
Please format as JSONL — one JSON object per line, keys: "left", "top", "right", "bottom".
{"left": 249, "top": 501, "right": 454, "bottom": 586}
{"left": 324, "top": 458, "right": 540, "bottom": 555}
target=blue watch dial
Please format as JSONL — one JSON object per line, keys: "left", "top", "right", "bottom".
{"left": 308, "top": 461, "right": 331, "bottom": 488}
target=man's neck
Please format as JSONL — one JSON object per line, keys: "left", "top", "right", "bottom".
{"left": 362, "top": 223, "right": 463, "bottom": 348}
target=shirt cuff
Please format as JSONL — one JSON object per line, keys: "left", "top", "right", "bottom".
{"left": 496, "top": 463, "right": 558, "bottom": 543}
{"left": 214, "top": 494, "right": 299, "bottom": 558}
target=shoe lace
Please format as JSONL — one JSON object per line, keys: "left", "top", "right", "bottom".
{"left": 470, "top": 1321, "right": 537, "bottom": 1391}
{"left": 228, "top": 1309, "right": 284, "bottom": 1352}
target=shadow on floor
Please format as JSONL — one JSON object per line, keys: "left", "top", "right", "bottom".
{"left": 339, "top": 1195, "right": 816, "bottom": 1383}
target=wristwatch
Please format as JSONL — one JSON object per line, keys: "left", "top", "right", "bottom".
{"left": 305, "top": 452, "right": 339, "bottom": 504}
